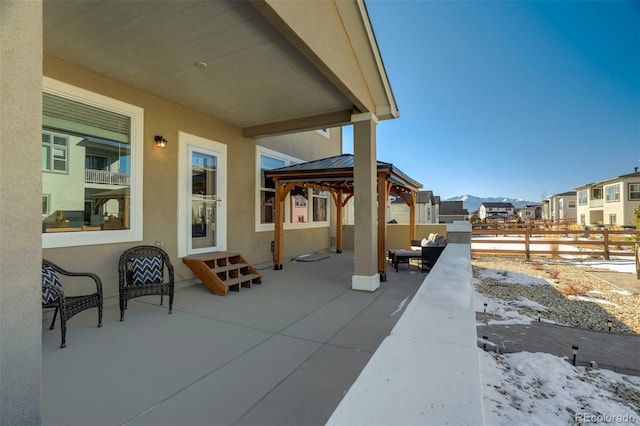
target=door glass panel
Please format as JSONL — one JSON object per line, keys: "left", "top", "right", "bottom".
{"left": 191, "top": 152, "right": 217, "bottom": 250}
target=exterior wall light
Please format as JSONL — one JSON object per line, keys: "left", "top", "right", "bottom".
{"left": 154, "top": 135, "right": 168, "bottom": 149}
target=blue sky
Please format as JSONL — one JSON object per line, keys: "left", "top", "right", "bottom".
{"left": 342, "top": 0, "right": 640, "bottom": 202}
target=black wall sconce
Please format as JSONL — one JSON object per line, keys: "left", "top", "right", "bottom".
{"left": 154, "top": 135, "right": 168, "bottom": 149}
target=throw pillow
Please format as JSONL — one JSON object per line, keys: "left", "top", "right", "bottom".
{"left": 131, "top": 256, "right": 164, "bottom": 285}
{"left": 42, "top": 265, "right": 63, "bottom": 304}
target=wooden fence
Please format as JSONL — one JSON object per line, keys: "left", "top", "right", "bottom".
{"left": 471, "top": 228, "right": 640, "bottom": 261}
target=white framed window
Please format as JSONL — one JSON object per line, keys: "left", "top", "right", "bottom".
{"left": 628, "top": 183, "right": 640, "bottom": 200}
{"left": 605, "top": 184, "right": 620, "bottom": 202}
{"left": 580, "top": 214, "right": 585, "bottom": 225}
{"left": 609, "top": 214, "right": 617, "bottom": 225}
{"left": 256, "top": 146, "right": 329, "bottom": 231}
{"left": 568, "top": 200, "right": 576, "bottom": 208}
{"left": 578, "top": 190, "right": 587, "bottom": 205}
{"left": 42, "top": 77, "right": 143, "bottom": 248}
{"left": 42, "top": 131, "right": 69, "bottom": 173}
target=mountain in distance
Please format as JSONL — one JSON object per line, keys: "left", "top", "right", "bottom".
{"left": 445, "top": 195, "right": 539, "bottom": 213}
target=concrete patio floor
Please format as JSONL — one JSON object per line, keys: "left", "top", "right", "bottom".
{"left": 42, "top": 252, "right": 426, "bottom": 426}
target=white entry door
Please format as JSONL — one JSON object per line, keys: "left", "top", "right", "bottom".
{"left": 189, "top": 149, "right": 220, "bottom": 251}
{"left": 178, "top": 133, "right": 227, "bottom": 256}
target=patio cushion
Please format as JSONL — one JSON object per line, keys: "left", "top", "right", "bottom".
{"left": 131, "top": 256, "right": 164, "bottom": 285}
{"left": 42, "top": 265, "right": 63, "bottom": 303}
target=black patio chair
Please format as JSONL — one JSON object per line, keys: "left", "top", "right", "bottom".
{"left": 421, "top": 246, "right": 446, "bottom": 273}
{"left": 42, "top": 259, "right": 103, "bottom": 348}
{"left": 118, "top": 245, "right": 174, "bottom": 321}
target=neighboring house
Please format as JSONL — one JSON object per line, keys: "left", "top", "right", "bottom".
{"left": 389, "top": 190, "right": 440, "bottom": 224}
{"left": 576, "top": 169, "right": 640, "bottom": 227}
{"left": 438, "top": 201, "right": 468, "bottom": 223}
{"left": 478, "top": 202, "right": 515, "bottom": 221}
{"left": 545, "top": 191, "right": 577, "bottom": 222}
{"left": 417, "top": 191, "right": 440, "bottom": 224}
{"left": 3, "top": 2, "right": 400, "bottom": 420}
{"left": 518, "top": 205, "right": 541, "bottom": 221}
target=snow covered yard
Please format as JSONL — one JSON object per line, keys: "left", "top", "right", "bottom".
{"left": 473, "top": 256, "right": 640, "bottom": 425}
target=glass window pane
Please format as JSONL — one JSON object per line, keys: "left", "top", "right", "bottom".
{"left": 290, "top": 187, "right": 308, "bottom": 223}
{"left": 53, "top": 136, "right": 67, "bottom": 146}
{"left": 42, "top": 146, "right": 50, "bottom": 170}
{"left": 313, "top": 197, "right": 327, "bottom": 222}
{"left": 260, "top": 155, "right": 285, "bottom": 188}
{"left": 42, "top": 111, "right": 131, "bottom": 233}
{"left": 261, "top": 190, "right": 275, "bottom": 223}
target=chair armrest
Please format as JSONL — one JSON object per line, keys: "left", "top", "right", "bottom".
{"left": 46, "top": 263, "right": 103, "bottom": 294}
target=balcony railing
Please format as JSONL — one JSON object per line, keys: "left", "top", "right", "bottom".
{"left": 85, "top": 169, "right": 130, "bottom": 185}
{"left": 589, "top": 199, "right": 604, "bottom": 208}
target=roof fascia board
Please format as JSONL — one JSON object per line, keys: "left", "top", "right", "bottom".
{"left": 336, "top": 0, "right": 399, "bottom": 120}
{"left": 243, "top": 109, "right": 353, "bottom": 137}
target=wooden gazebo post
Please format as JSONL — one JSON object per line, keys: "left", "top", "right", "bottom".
{"left": 273, "top": 180, "right": 295, "bottom": 270}
{"left": 332, "top": 189, "right": 354, "bottom": 254}
{"left": 377, "top": 171, "right": 389, "bottom": 281}
{"left": 409, "top": 190, "right": 416, "bottom": 243}
{"left": 334, "top": 190, "right": 344, "bottom": 253}
{"left": 273, "top": 178, "right": 284, "bottom": 270}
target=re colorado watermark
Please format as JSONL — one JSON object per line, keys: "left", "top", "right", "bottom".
{"left": 575, "top": 413, "right": 637, "bottom": 424}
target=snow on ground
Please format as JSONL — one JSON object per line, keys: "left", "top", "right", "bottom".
{"left": 475, "top": 260, "right": 640, "bottom": 425}
{"left": 480, "top": 350, "right": 640, "bottom": 425}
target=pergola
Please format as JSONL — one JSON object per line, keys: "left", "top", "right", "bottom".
{"left": 265, "top": 154, "right": 422, "bottom": 281}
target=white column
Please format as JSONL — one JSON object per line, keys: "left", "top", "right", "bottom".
{"left": 351, "top": 112, "right": 379, "bottom": 291}
{"left": 0, "top": 1, "right": 43, "bottom": 424}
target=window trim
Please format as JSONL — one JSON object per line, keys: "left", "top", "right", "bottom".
{"left": 42, "top": 130, "right": 70, "bottom": 173}
{"left": 255, "top": 146, "right": 330, "bottom": 232}
{"left": 577, "top": 189, "right": 588, "bottom": 206}
{"left": 604, "top": 184, "right": 620, "bottom": 203}
{"left": 42, "top": 77, "right": 143, "bottom": 248}
{"left": 628, "top": 183, "right": 640, "bottom": 201}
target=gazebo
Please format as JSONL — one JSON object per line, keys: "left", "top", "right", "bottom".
{"left": 264, "top": 154, "right": 422, "bottom": 281}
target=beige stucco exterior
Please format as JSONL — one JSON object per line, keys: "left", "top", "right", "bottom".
{"left": 41, "top": 55, "right": 342, "bottom": 299}
{"left": 0, "top": 1, "right": 43, "bottom": 423}
{"left": 2, "top": 1, "right": 399, "bottom": 421}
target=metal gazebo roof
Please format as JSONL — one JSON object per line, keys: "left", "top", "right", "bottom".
{"left": 264, "top": 154, "right": 423, "bottom": 281}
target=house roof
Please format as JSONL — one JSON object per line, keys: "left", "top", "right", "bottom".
{"left": 549, "top": 191, "right": 576, "bottom": 197}
{"left": 480, "top": 202, "right": 514, "bottom": 208}
{"left": 576, "top": 171, "right": 640, "bottom": 190}
{"left": 439, "top": 201, "right": 468, "bottom": 216}
{"left": 416, "top": 190, "right": 434, "bottom": 204}
{"left": 265, "top": 154, "right": 422, "bottom": 193}
{"left": 43, "top": 1, "right": 398, "bottom": 137}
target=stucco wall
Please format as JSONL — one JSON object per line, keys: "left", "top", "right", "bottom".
{"left": 342, "top": 224, "right": 448, "bottom": 251}
{"left": 0, "top": 1, "right": 43, "bottom": 423}
{"left": 42, "top": 56, "right": 341, "bottom": 299}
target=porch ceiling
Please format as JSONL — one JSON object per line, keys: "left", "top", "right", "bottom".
{"left": 43, "top": 0, "right": 358, "bottom": 134}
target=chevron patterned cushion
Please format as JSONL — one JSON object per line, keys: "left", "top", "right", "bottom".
{"left": 42, "top": 265, "right": 62, "bottom": 303}
{"left": 131, "top": 256, "right": 164, "bottom": 285}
